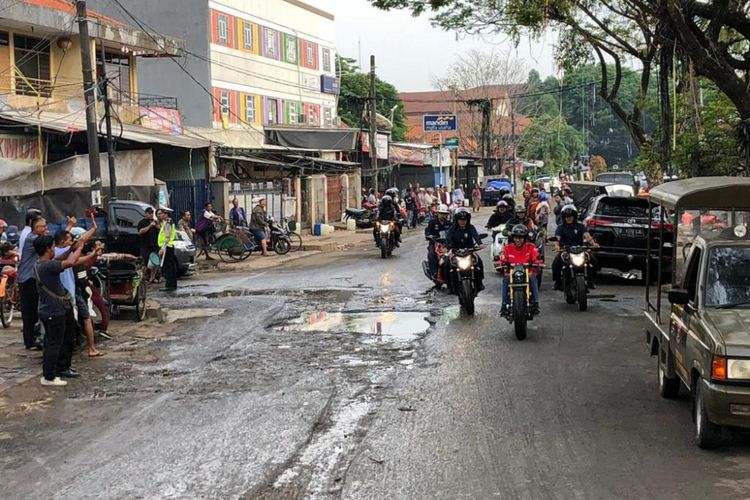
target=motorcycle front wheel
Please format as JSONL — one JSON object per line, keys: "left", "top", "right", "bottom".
{"left": 576, "top": 275, "right": 588, "bottom": 311}
{"left": 459, "top": 279, "right": 475, "bottom": 315}
{"left": 564, "top": 275, "right": 576, "bottom": 304}
{"left": 0, "top": 295, "right": 13, "bottom": 328}
{"left": 380, "top": 237, "right": 388, "bottom": 259}
{"left": 513, "top": 289, "right": 527, "bottom": 340}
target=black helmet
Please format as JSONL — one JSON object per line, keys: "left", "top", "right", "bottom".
{"left": 502, "top": 193, "right": 515, "bottom": 205}
{"left": 454, "top": 208, "right": 471, "bottom": 223}
{"left": 514, "top": 204, "right": 526, "bottom": 214}
{"left": 381, "top": 195, "right": 392, "bottom": 204}
{"left": 561, "top": 205, "right": 578, "bottom": 221}
{"left": 511, "top": 224, "right": 529, "bottom": 239}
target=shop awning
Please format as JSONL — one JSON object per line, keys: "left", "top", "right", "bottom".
{"left": 0, "top": 110, "right": 211, "bottom": 149}
{"left": 265, "top": 126, "right": 359, "bottom": 151}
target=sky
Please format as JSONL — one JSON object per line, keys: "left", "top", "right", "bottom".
{"left": 307, "top": 0, "right": 559, "bottom": 92}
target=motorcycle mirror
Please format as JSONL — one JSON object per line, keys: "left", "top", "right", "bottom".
{"left": 478, "top": 233, "right": 488, "bottom": 239}
{"left": 547, "top": 236, "right": 557, "bottom": 243}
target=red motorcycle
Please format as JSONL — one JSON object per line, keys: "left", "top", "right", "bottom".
{"left": 422, "top": 237, "right": 449, "bottom": 288}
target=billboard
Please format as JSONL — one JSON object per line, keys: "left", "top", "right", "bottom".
{"left": 423, "top": 114, "right": 457, "bottom": 132}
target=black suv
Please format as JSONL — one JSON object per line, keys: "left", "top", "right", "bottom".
{"left": 583, "top": 195, "right": 673, "bottom": 278}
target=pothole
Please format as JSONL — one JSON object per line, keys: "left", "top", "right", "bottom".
{"left": 273, "top": 311, "right": 431, "bottom": 343}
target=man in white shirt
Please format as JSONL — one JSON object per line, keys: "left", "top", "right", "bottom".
{"left": 18, "top": 208, "right": 42, "bottom": 259}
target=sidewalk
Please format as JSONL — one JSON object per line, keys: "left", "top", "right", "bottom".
{"left": 194, "top": 227, "right": 373, "bottom": 274}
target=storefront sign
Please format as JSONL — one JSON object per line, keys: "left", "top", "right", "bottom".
{"left": 320, "top": 75, "right": 340, "bottom": 94}
{"left": 138, "top": 107, "right": 184, "bottom": 136}
{"left": 0, "top": 134, "right": 42, "bottom": 165}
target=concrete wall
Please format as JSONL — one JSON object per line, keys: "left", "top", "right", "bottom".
{"left": 90, "top": 0, "right": 213, "bottom": 128}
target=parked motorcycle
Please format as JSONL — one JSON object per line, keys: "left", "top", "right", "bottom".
{"left": 502, "top": 262, "right": 541, "bottom": 340}
{"left": 344, "top": 201, "right": 376, "bottom": 229}
{"left": 267, "top": 217, "right": 292, "bottom": 255}
{"left": 448, "top": 235, "right": 487, "bottom": 315}
{"left": 375, "top": 220, "right": 397, "bottom": 259}
{"left": 558, "top": 244, "right": 592, "bottom": 311}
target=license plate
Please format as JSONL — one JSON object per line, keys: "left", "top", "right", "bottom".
{"left": 619, "top": 228, "right": 645, "bottom": 237}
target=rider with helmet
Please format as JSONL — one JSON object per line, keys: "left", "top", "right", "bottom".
{"left": 503, "top": 203, "right": 536, "bottom": 236}
{"left": 552, "top": 205, "right": 598, "bottom": 290}
{"left": 486, "top": 201, "right": 512, "bottom": 232}
{"left": 502, "top": 193, "right": 516, "bottom": 210}
{"left": 375, "top": 194, "right": 402, "bottom": 246}
{"left": 445, "top": 208, "right": 485, "bottom": 292}
{"left": 499, "top": 224, "right": 543, "bottom": 317}
{"left": 424, "top": 204, "right": 451, "bottom": 279}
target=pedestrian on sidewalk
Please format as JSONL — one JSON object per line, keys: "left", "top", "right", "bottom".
{"left": 157, "top": 209, "right": 178, "bottom": 292}
{"left": 229, "top": 198, "right": 247, "bottom": 227}
{"left": 250, "top": 199, "right": 271, "bottom": 256}
{"left": 137, "top": 207, "right": 160, "bottom": 284}
{"left": 34, "top": 234, "right": 85, "bottom": 387}
{"left": 472, "top": 184, "right": 482, "bottom": 212}
{"left": 18, "top": 208, "right": 42, "bottom": 259}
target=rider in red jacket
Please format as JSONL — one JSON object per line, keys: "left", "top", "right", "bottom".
{"left": 499, "top": 224, "right": 543, "bottom": 316}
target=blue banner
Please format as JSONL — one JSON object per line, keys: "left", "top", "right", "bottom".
{"left": 423, "top": 114, "right": 457, "bottom": 132}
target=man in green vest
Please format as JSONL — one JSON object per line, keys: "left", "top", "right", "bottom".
{"left": 157, "top": 208, "right": 178, "bottom": 292}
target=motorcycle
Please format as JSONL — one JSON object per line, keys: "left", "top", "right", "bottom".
{"left": 422, "top": 233, "right": 449, "bottom": 287}
{"left": 502, "top": 262, "right": 541, "bottom": 340}
{"left": 448, "top": 235, "right": 487, "bottom": 315}
{"left": 559, "top": 244, "right": 592, "bottom": 311}
{"left": 267, "top": 217, "right": 292, "bottom": 255}
{"left": 344, "top": 201, "right": 376, "bottom": 229}
{"left": 375, "top": 220, "right": 397, "bottom": 259}
{"left": 0, "top": 242, "right": 18, "bottom": 328}
{"left": 490, "top": 225, "right": 508, "bottom": 272}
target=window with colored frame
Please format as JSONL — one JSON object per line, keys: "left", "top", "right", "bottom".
{"left": 322, "top": 48, "right": 331, "bottom": 73}
{"left": 242, "top": 22, "right": 254, "bottom": 50}
{"left": 217, "top": 14, "right": 229, "bottom": 44}
{"left": 266, "top": 28, "right": 277, "bottom": 58}
{"left": 245, "top": 95, "right": 255, "bottom": 123}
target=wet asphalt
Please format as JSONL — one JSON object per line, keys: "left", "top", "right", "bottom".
{"left": 3, "top": 213, "right": 750, "bottom": 499}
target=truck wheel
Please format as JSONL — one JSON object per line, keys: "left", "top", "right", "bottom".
{"left": 693, "top": 380, "right": 723, "bottom": 449}
{"left": 657, "top": 353, "right": 680, "bottom": 399}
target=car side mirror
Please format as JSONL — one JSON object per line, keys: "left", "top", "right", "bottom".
{"left": 668, "top": 288, "right": 690, "bottom": 305}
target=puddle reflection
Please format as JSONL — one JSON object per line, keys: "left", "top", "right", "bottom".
{"left": 275, "top": 311, "right": 430, "bottom": 341}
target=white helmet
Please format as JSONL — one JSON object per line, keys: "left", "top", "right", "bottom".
{"left": 437, "top": 204, "right": 450, "bottom": 215}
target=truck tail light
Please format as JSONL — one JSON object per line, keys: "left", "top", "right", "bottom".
{"left": 712, "top": 355, "right": 727, "bottom": 381}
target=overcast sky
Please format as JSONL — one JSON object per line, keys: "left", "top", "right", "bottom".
{"left": 307, "top": 0, "right": 558, "bottom": 92}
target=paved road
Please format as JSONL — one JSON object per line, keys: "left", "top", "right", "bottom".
{"left": 2, "top": 214, "right": 750, "bottom": 499}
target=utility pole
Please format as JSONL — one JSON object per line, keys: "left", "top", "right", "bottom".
{"left": 76, "top": 0, "right": 102, "bottom": 207}
{"left": 100, "top": 43, "right": 117, "bottom": 200}
{"left": 369, "top": 55, "right": 378, "bottom": 193}
{"left": 510, "top": 98, "right": 517, "bottom": 194}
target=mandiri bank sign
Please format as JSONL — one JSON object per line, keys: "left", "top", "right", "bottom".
{"left": 423, "top": 114, "right": 457, "bottom": 132}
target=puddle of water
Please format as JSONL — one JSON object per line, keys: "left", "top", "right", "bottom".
{"left": 274, "top": 311, "right": 430, "bottom": 342}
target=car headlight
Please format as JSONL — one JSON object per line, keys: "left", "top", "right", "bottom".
{"left": 380, "top": 225, "right": 390, "bottom": 234}
{"left": 570, "top": 253, "right": 586, "bottom": 267}
{"left": 457, "top": 256, "right": 472, "bottom": 270}
{"left": 728, "top": 359, "right": 750, "bottom": 380}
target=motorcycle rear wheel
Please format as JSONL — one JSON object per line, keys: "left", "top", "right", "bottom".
{"left": 513, "top": 289, "right": 527, "bottom": 340}
{"left": 576, "top": 275, "right": 588, "bottom": 311}
{"left": 460, "top": 279, "right": 475, "bottom": 315}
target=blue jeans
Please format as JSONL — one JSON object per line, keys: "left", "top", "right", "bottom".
{"left": 251, "top": 229, "right": 267, "bottom": 242}
{"left": 503, "top": 274, "right": 539, "bottom": 306}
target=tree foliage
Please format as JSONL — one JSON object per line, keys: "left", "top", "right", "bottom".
{"left": 336, "top": 56, "right": 408, "bottom": 141}
{"left": 516, "top": 114, "right": 584, "bottom": 173}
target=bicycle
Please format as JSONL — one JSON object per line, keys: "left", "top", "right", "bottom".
{"left": 195, "top": 221, "right": 244, "bottom": 261}
{"left": 280, "top": 217, "right": 303, "bottom": 252}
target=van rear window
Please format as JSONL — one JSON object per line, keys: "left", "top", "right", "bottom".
{"left": 598, "top": 198, "right": 649, "bottom": 217}
{"left": 597, "top": 173, "right": 634, "bottom": 185}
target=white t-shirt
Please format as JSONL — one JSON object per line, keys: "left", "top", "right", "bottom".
{"left": 203, "top": 210, "right": 217, "bottom": 221}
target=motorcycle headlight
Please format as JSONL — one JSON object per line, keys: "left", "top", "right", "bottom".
{"left": 380, "top": 225, "right": 390, "bottom": 234}
{"left": 457, "top": 256, "right": 472, "bottom": 270}
{"left": 570, "top": 253, "right": 586, "bottom": 267}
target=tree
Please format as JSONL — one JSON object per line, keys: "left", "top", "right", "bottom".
{"left": 434, "top": 49, "right": 528, "bottom": 159}
{"left": 336, "top": 56, "right": 408, "bottom": 141}
{"left": 516, "top": 114, "right": 584, "bottom": 173}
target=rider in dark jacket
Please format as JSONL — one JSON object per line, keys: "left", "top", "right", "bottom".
{"left": 424, "top": 204, "right": 451, "bottom": 279}
{"left": 374, "top": 195, "right": 402, "bottom": 246}
{"left": 486, "top": 201, "right": 513, "bottom": 233}
{"left": 445, "top": 208, "right": 485, "bottom": 292}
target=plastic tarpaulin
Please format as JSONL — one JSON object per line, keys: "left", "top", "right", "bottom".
{"left": 265, "top": 127, "right": 358, "bottom": 151}
{"left": 485, "top": 179, "right": 511, "bottom": 191}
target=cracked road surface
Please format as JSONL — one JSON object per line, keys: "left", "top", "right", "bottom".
{"left": 3, "top": 215, "right": 750, "bottom": 499}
